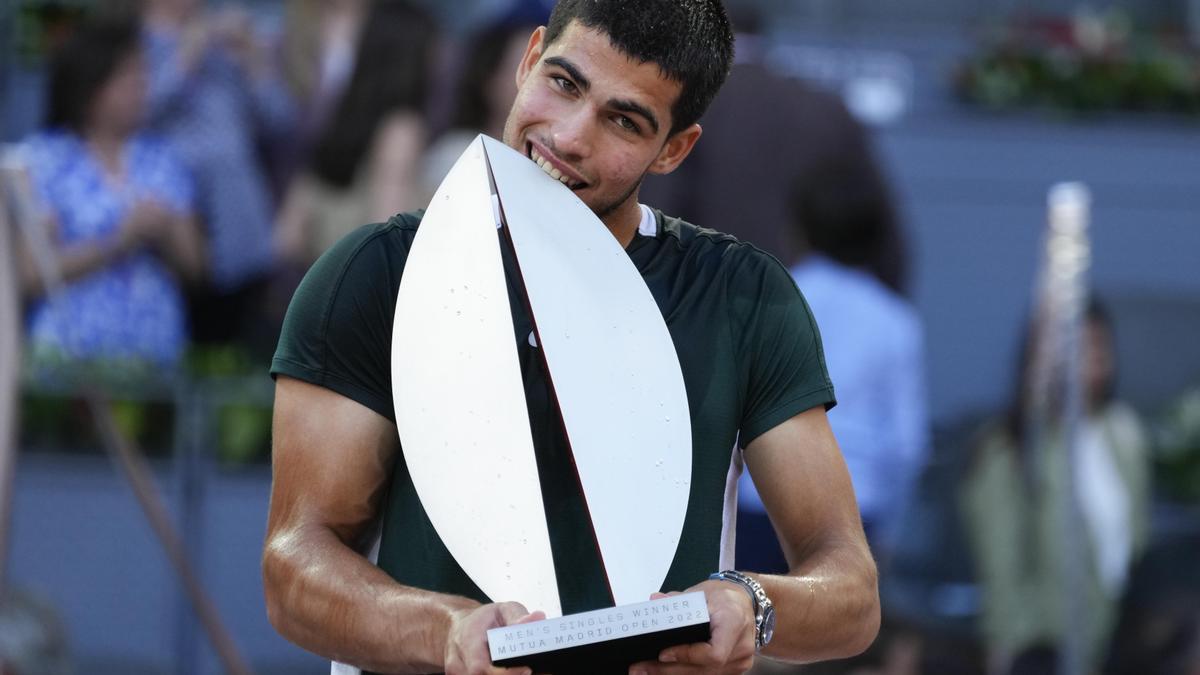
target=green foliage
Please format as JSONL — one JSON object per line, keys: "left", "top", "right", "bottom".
{"left": 956, "top": 11, "right": 1200, "bottom": 118}
{"left": 1155, "top": 388, "right": 1200, "bottom": 503}
{"left": 19, "top": 343, "right": 274, "bottom": 464}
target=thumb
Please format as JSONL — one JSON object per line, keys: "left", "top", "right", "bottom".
{"left": 496, "top": 601, "right": 534, "bottom": 625}
{"left": 513, "top": 610, "right": 546, "bottom": 625}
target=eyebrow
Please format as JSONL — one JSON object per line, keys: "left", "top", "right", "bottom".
{"left": 543, "top": 56, "right": 662, "bottom": 135}
{"left": 609, "top": 98, "right": 660, "bottom": 135}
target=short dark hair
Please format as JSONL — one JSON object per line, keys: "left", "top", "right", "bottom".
{"left": 544, "top": 0, "right": 734, "bottom": 135}
{"left": 45, "top": 18, "right": 141, "bottom": 133}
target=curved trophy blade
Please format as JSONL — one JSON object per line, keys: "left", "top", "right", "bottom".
{"left": 392, "top": 137, "right": 561, "bottom": 617}
{"left": 481, "top": 136, "right": 692, "bottom": 606}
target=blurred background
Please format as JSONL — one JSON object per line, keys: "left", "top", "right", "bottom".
{"left": 1, "top": 0, "right": 1198, "bottom": 673}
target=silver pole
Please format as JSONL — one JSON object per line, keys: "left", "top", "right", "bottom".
{"left": 1044, "top": 183, "right": 1092, "bottom": 675}
{"left": 0, "top": 178, "right": 21, "bottom": 591}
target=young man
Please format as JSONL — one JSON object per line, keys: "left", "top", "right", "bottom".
{"left": 263, "top": 2, "right": 880, "bottom": 674}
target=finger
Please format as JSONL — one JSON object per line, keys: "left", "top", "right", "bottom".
{"left": 657, "top": 640, "right": 719, "bottom": 667}
{"left": 468, "top": 644, "right": 529, "bottom": 675}
{"left": 705, "top": 615, "right": 741, "bottom": 666}
{"left": 495, "top": 601, "right": 533, "bottom": 625}
{"left": 512, "top": 610, "right": 546, "bottom": 625}
{"left": 629, "top": 660, "right": 716, "bottom": 675}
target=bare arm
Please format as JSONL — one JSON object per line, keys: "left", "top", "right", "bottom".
{"left": 17, "top": 214, "right": 134, "bottom": 299}
{"left": 745, "top": 406, "right": 880, "bottom": 662}
{"left": 639, "top": 407, "right": 878, "bottom": 674}
{"left": 368, "top": 112, "right": 427, "bottom": 221}
{"left": 272, "top": 175, "right": 314, "bottom": 267}
{"left": 18, "top": 202, "right": 205, "bottom": 297}
{"left": 154, "top": 212, "right": 206, "bottom": 285}
{"left": 263, "top": 376, "right": 536, "bottom": 674}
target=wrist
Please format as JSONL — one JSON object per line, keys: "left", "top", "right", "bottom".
{"left": 709, "top": 570, "right": 776, "bottom": 651}
{"left": 432, "top": 595, "right": 481, "bottom": 667}
{"left": 110, "top": 231, "right": 137, "bottom": 258}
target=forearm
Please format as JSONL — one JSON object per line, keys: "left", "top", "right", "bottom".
{"left": 755, "top": 536, "right": 879, "bottom": 663}
{"left": 159, "top": 216, "right": 207, "bottom": 284}
{"left": 263, "top": 523, "right": 479, "bottom": 673}
{"left": 249, "top": 74, "right": 296, "bottom": 133}
{"left": 22, "top": 237, "right": 128, "bottom": 298}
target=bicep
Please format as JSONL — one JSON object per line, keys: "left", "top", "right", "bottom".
{"left": 743, "top": 407, "right": 864, "bottom": 566}
{"left": 268, "top": 376, "right": 400, "bottom": 552}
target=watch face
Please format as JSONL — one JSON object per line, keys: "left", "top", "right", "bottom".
{"left": 760, "top": 606, "right": 776, "bottom": 646}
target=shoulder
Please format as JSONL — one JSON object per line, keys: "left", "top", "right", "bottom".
{"left": 275, "top": 211, "right": 424, "bottom": 375}
{"left": 129, "top": 133, "right": 190, "bottom": 174}
{"left": 796, "top": 257, "right": 921, "bottom": 337}
{"left": 310, "top": 211, "right": 423, "bottom": 283}
{"left": 655, "top": 209, "right": 794, "bottom": 288}
{"left": 18, "top": 130, "right": 77, "bottom": 172}
{"left": 1101, "top": 402, "right": 1148, "bottom": 452}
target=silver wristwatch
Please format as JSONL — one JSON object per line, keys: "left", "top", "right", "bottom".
{"left": 708, "top": 570, "right": 775, "bottom": 651}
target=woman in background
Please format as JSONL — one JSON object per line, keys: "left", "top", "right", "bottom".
{"left": 278, "top": 0, "right": 368, "bottom": 185}
{"left": 420, "top": 18, "right": 540, "bottom": 197}
{"left": 274, "top": 0, "right": 436, "bottom": 266}
{"left": 961, "top": 300, "right": 1151, "bottom": 674}
{"left": 17, "top": 18, "right": 204, "bottom": 368}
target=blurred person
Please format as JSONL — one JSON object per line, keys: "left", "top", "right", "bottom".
{"left": 140, "top": 0, "right": 295, "bottom": 343}
{"left": 12, "top": 18, "right": 203, "bottom": 369}
{"left": 278, "top": 0, "right": 368, "bottom": 184}
{"left": 735, "top": 141, "right": 927, "bottom": 576}
{"left": 647, "top": 7, "right": 923, "bottom": 574}
{"left": 639, "top": 5, "right": 908, "bottom": 291}
{"left": 961, "top": 300, "right": 1151, "bottom": 674}
{"left": 420, "top": 15, "right": 545, "bottom": 197}
{"left": 274, "top": 0, "right": 435, "bottom": 267}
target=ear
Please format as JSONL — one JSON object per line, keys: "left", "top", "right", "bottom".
{"left": 648, "top": 124, "right": 703, "bottom": 176}
{"left": 515, "top": 26, "right": 547, "bottom": 90}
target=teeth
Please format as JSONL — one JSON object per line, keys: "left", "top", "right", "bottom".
{"left": 531, "top": 149, "right": 581, "bottom": 189}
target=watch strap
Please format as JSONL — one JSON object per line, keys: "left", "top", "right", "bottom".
{"left": 708, "top": 570, "right": 772, "bottom": 650}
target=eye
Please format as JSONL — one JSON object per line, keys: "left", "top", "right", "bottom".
{"left": 552, "top": 76, "right": 578, "bottom": 94}
{"left": 614, "top": 115, "right": 641, "bottom": 134}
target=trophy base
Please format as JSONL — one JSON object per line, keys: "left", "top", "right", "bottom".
{"left": 489, "top": 591, "right": 710, "bottom": 673}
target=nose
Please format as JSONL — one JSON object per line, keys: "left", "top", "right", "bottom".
{"left": 550, "top": 106, "right": 594, "bottom": 160}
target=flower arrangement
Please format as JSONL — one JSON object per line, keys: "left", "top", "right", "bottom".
{"left": 1155, "top": 387, "right": 1200, "bottom": 503}
{"left": 955, "top": 10, "right": 1200, "bottom": 117}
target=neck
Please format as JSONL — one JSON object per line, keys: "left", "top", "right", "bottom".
{"left": 600, "top": 197, "right": 642, "bottom": 249}
{"left": 145, "top": 4, "right": 187, "bottom": 29}
{"left": 86, "top": 127, "right": 127, "bottom": 173}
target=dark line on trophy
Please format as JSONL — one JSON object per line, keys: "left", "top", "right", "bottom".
{"left": 481, "top": 141, "right": 617, "bottom": 609}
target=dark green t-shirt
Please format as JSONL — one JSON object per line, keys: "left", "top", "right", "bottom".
{"left": 271, "top": 208, "right": 835, "bottom": 617}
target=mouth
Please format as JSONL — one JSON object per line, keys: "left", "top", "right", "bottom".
{"left": 526, "top": 142, "right": 589, "bottom": 191}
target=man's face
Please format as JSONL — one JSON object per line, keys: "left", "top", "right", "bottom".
{"left": 502, "top": 21, "right": 700, "bottom": 224}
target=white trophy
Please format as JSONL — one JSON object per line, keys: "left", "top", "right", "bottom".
{"left": 390, "top": 136, "right": 706, "bottom": 671}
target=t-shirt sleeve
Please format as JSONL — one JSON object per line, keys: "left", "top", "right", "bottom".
{"left": 270, "top": 219, "right": 412, "bottom": 421}
{"left": 731, "top": 251, "right": 836, "bottom": 449}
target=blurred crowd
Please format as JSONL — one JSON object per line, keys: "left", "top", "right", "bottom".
{"left": 2, "top": 0, "right": 548, "bottom": 371}
{"left": 1, "top": 1, "right": 1198, "bottom": 674}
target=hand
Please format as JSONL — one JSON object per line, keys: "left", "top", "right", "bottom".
{"left": 178, "top": 21, "right": 211, "bottom": 74}
{"left": 210, "top": 7, "right": 264, "bottom": 76}
{"left": 629, "top": 580, "right": 756, "bottom": 675}
{"left": 117, "top": 200, "right": 175, "bottom": 254}
{"left": 444, "top": 602, "right": 546, "bottom": 675}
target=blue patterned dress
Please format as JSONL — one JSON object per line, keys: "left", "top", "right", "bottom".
{"left": 22, "top": 131, "right": 196, "bottom": 366}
